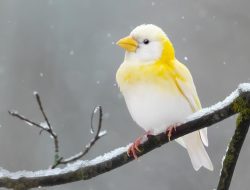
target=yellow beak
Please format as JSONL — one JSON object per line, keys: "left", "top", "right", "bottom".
{"left": 116, "top": 36, "right": 138, "bottom": 52}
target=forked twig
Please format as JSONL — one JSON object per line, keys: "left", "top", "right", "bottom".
{"left": 9, "top": 92, "right": 106, "bottom": 169}
{"left": 51, "top": 105, "right": 106, "bottom": 168}
{"left": 9, "top": 92, "right": 61, "bottom": 164}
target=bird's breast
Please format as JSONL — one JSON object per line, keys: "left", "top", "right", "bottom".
{"left": 122, "top": 81, "right": 192, "bottom": 134}
{"left": 116, "top": 62, "right": 176, "bottom": 91}
{"left": 116, "top": 61, "right": 192, "bottom": 134}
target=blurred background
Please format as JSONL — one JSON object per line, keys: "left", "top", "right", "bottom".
{"left": 0, "top": 0, "right": 249, "bottom": 189}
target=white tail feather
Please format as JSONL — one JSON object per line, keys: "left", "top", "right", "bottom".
{"left": 182, "top": 132, "right": 213, "bottom": 171}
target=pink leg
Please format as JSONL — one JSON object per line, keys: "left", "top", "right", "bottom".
{"left": 166, "top": 123, "right": 180, "bottom": 141}
{"left": 127, "top": 131, "right": 152, "bottom": 159}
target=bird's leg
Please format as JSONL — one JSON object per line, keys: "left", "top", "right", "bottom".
{"left": 166, "top": 123, "right": 180, "bottom": 141}
{"left": 127, "top": 130, "right": 152, "bottom": 159}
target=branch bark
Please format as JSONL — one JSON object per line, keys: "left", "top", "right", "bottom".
{"left": 217, "top": 98, "right": 250, "bottom": 190}
{"left": 1, "top": 83, "right": 250, "bottom": 190}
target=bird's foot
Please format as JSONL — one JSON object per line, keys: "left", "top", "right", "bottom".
{"left": 127, "top": 137, "right": 142, "bottom": 159}
{"left": 127, "top": 131, "right": 152, "bottom": 159}
{"left": 166, "top": 123, "right": 179, "bottom": 141}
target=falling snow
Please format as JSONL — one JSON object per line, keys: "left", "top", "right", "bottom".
{"left": 48, "top": 0, "right": 54, "bottom": 5}
{"left": 49, "top": 25, "right": 55, "bottom": 29}
{"left": 182, "top": 37, "right": 187, "bottom": 42}
{"left": 233, "top": 21, "right": 238, "bottom": 25}
{"left": 195, "top": 25, "right": 201, "bottom": 31}
{"left": 184, "top": 56, "right": 188, "bottom": 61}
{"left": 69, "top": 50, "right": 74, "bottom": 55}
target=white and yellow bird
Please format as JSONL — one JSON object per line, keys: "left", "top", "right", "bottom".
{"left": 116, "top": 24, "right": 213, "bottom": 171}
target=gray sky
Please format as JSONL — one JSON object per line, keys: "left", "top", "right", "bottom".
{"left": 0, "top": 0, "right": 249, "bottom": 189}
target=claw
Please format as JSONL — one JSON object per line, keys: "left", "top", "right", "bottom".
{"left": 127, "top": 131, "right": 152, "bottom": 159}
{"left": 166, "top": 124, "right": 178, "bottom": 141}
{"left": 127, "top": 137, "right": 142, "bottom": 159}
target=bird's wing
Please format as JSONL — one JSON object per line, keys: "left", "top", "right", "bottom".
{"left": 173, "top": 59, "right": 208, "bottom": 147}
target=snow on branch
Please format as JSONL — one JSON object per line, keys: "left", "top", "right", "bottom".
{"left": 1, "top": 83, "right": 250, "bottom": 190}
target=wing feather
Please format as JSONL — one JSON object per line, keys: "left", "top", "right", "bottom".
{"left": 174, "top": 60, "right": 208, "bottom": 147}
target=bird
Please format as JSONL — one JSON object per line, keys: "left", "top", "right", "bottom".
{"left": 115, "top": 24, "right": 213, "bottom": 171}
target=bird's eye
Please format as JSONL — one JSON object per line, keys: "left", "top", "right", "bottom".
{"left": 143, "top": 39, "right": 149, "bottom": 44}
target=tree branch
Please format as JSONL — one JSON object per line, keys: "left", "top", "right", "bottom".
{"left": 217, "top": 98, "right": 250, "bottom": 190}
{"left": 1, "top": 83, "right": 250, "bottom": 190}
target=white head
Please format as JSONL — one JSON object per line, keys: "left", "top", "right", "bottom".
{"left": 117, "top": 24, "right": 173, "bottom": 64}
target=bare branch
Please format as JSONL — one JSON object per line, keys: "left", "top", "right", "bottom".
{"left": 8, "top": 110, "right": 45, "bottom": 131}
{"left": 51, "top": 105, "right": 106, "bottom": 168}
{"left": 9, "top": 92, "right": 106, "bottom": 170}
{"left": 9, "top": 92, "right": 61, "bottom": 165}
{"left": 33, "top": 91, "right": 52, "bottom": 131}
{"left": 0, "top": 83, "right": 249, "bottom": 189}
{"left": 33, "top": 92, "right": 60, "bottom": 163}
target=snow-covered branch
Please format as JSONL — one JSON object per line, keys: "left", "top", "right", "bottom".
{"left": 1, "top": 83, "right": 250, "bottom": 190}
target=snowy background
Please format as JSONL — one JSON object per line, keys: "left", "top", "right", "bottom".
{"left": 0, "top": 0, "right": 249, "bottom": 189}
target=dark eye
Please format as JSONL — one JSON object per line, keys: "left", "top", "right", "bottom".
{"left": 143, "top": 39, "right": 149, "bottom": 44}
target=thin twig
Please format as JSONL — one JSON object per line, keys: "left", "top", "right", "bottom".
{"left": 8, "top": 111, "right": 45, "bottom": 131}
{"left": 9, "top": 92, "right": 62, "bottom": 165}
{"left": 51, "top": 105, "right": 106, "bottom": 168}
{"left": 33, "top": 92, "right": 60, "bottom": 161}
{"left": 34, "top": 91, "right": 52, "bottom": 131}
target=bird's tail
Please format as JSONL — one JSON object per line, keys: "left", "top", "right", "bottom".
{"left": 182, "top": 132, "right": 213, "bottom": 171}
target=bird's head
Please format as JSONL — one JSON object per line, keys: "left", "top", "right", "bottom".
{"left": 116, "top": 24, "right": 175, "bottom": 64}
